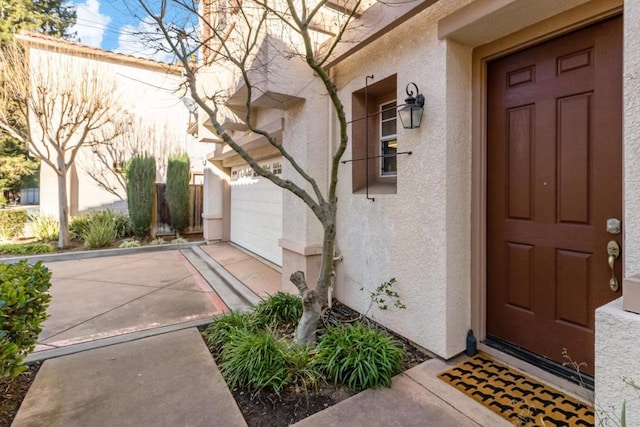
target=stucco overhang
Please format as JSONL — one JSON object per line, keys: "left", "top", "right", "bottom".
{"left": 321, "top": 0, "right": 440, "bottom": 69}
{"left": 208, "top": 117, "right": 284, "bottom": 163}
{"left": 437, "top": 0, "right": 594, "bottom": 46}
{"left": 226, "top": 83, "right": 305, "bottom": 113}
{"left": 224, "top": 35, "right": 308, "bottom": 117}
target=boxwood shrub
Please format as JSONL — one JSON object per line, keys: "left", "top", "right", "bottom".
{"left": 0, "top": 261, "right": 52, "bottom": 378}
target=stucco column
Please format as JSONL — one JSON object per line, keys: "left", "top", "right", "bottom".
{"left": 594, "top": 3, "right": 640, "bottom": 423}
{"left": 280, "top": 92, "right": 329, "bottom": 294}
{"left": 202, "top": 160, "right": 226, "bottom": 242}
{"left": 624, "top": 0, "right": 640, "bottom": 276}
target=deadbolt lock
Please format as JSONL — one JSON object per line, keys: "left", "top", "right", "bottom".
{"left": 607, "top": 241, "right": 620, "bottom": 292}
{"left": 607, "top": 218, "right": 622, "bottom": 235}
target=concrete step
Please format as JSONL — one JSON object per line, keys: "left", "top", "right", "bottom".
{"left": 180, "top": 246, "right": 262, "bottom": 311}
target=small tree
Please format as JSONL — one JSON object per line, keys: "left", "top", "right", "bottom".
{"left": 125, "top": 155, "right": 156, "bottom": 238}
{"left": 0, "top": 41, "right": 125, "bottom": 248}
{"left": 166, "top": 153, "right": 190, "bottom": 235}
{"left": 132, "top": 0, "right": 374, "bottom": 344}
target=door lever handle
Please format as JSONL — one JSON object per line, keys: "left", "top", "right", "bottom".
{"left": 607, "top": 241, "right": 620, "bottom": 292}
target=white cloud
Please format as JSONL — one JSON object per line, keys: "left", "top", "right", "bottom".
{"left": 115, "top": 19, "right": 176, "bottom": 64}
{"left": 71, "top": 0, "right": 111, "bottom": 48}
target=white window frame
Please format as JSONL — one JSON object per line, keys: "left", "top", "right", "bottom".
{"left": 380, "top": 100, "right": 398, "bottom": 176}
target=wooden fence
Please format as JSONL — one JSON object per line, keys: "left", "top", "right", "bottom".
{"left": 153, "top": 183, "right": 203, "bottom": 236}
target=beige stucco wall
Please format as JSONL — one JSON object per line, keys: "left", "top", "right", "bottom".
{"left": 623, "top": 0, "right": 640, "bottom": 276}
{"left": 330, "top": 0, "right": 474, "bottom": 358}
{"left": 28, "top": 44, "right": 201, "bottom": 218}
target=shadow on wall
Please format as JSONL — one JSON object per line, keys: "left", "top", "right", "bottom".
{"left": 79, "top": 200, "right": 128, "bottom": 215}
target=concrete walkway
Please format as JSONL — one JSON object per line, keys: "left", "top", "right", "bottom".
{"left": 30, "top": 250, "right": 226, "bottom": 360}
{"left": 11, "top": 243, "right": 510, "bottom": 427}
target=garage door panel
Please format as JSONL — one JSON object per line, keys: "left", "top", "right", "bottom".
{"left": 231, "top": 159, "right": 283, "bottom": 266}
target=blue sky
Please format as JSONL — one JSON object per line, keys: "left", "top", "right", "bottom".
{"left": 70, "top": 0, "right": 195, "bottom": 62}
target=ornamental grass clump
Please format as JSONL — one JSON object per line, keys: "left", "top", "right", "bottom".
{"left": 253, "top": 292, "right": 303, "bottom": 329}
{"left": 219, "top": 328, "right": 319, "bottom": 396}
{"left": 82, "top": 215, "right": 117, "bottom": 249}
{"left": 30, "top": 214, "right": 59, "bottom": 242}
{"left": 314, "top": 322, "right": 404, "bottom": 391}
{"left": 203, "top": 311, "right": 256, "bottom": 349}
{"left": 0, "top": 261, "right": 52, "bottom": 378}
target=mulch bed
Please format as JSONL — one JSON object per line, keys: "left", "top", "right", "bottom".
{"left": 0, "top": 302, "right": 429, "bottom": 427}
{"left": 206, "top": 301, "right": 431, "bottom": 427}
{"left": 0, "top": 363, "right": 40, "bottom": 427}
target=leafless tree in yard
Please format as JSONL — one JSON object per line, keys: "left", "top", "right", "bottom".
{"left": 0, "top": 42, "right": 125, "bottom": 248}
{"left": 133, "top": 0, "right": 365, "bottom": 344}
{"left": 80, "top": 117, "right": 183, "bottom": 199}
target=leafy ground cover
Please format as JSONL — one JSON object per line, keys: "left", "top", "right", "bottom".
{"left": 202, "top": 300, "right": 430, "bottom": 427}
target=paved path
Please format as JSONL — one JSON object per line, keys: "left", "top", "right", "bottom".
{"left": 10, "top": 243, "right": 510, "bottom": 427}
{"left": 33, "top": 250, "right": 226, "bottom": 354}
{"left": 13, "top": 329, "right": 246, "bottom": 427}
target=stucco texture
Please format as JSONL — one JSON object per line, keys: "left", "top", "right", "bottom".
{"left": 595, "top": 299, "right": 640, "bottom": 426}
{"left": 331, "top": 0, "right": 472, "bottom": 359}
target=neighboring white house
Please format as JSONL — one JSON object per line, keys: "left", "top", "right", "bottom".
{"left": 16, "top": 32, "right": 210, "bottom": 217}
{"left": 196, "top": 0, "right": 640, "bottom": 422}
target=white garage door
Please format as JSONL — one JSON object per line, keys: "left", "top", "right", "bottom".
{"left": 230, "top": 159, "right": 283, "bottom": 266}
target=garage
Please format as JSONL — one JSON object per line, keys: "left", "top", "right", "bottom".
{"left": 230, "top": 158, "right": 283, "bottom": 266}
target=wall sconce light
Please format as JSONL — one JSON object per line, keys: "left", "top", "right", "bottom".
{"left": 397, "top": 83, "right": 425, "bottom": 129}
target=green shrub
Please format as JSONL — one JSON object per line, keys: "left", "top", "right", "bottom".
{"left": 170, "top": 237, "right": 187, "bottom": 244}
{"left": 150, "top": 238, "right": 166, "bottom": 245}
{"left": 315, "top": 323, "right": 404, "bottom": 391}
{"left": 119, "top": 239, "right": 140, "bottom": 248}
{"left": 166, "top": 154, "right": 190, "bottom": 234}
{"left": 70, "top": 211, "right": 131, "bottom": 241}
{"left": 69, "top": 215, "right": 90, "bottom": 240}
{"left": 0, "top": 261, "right": 52, "bottom": 378}
{"left": 253, "top": 292, "right": 303, "bottom": 328}
{"left": 125, "top": 156, "right": 156, "bottom": 238}
{"left": 0, "top": 209, "right": 27, "bottom": 240}
{"left": 219, "top": 328, "right": 317, "bottom": 395}
{"left": 203, "top": 311, "right": 257, "bottom": 348}
{"left": 0, "top": 243, "right": 53, "bottom": 255}
{"left": 82, "top": 216, "right": 117, "bottom": 249}
{"left": 30, "top": 214, "right": 59, "bottom": 242}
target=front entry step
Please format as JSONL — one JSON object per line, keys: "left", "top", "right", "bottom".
{"left": 181, "top": 246, "right": 262, "bottom": 312}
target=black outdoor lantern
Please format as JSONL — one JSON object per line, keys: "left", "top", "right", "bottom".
{"left": 397, "top": 82, "right": 425, "bottom": 129}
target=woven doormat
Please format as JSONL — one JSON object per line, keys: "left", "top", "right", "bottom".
{"left": 438, "top": 353, "right": 594, "bottom": 426}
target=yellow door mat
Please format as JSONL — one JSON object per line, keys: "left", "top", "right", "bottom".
{"left": 437, "top": 353, "right": 594, "bottom": 426}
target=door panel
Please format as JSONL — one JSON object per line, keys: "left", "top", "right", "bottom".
{"left": 486, "top": 16, "right": 622, "bottom": 375}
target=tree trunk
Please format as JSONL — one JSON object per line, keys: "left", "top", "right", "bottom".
{"left": 56, "top": 158, "right": 70, "bottom": 248}
{"left": 291, "top": 271, "right": 322, "bottom": 345}
{"left": 292, "top": 216, "right": 337, "bottom": 345}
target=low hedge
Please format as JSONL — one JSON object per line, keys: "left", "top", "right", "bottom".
{"left": 0, "top": 261, "right": 52, "bottom": 378}
{"left": 0, "top": 243, "right": 53, "bottom": 255}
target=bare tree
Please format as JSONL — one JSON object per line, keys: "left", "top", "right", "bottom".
{"left": 134, "top": 0, "right": 363, "bottom": 344}
{"left": 0, "top": 42, "right": 125, "bottom": 247}
{"left": 80, "top": 117, "right": 183, "bottom": 199}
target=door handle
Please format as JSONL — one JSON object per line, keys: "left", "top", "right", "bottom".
{"left": 607, "top": 241, "right": 620, "bottom": 292}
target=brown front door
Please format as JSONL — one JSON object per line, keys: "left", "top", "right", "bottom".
{"left": 486, "top": 16, "right": 622, "bottom": 375}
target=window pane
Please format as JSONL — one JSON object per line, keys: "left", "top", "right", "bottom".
{"left": 381, "top": 102, "right": 397, "bottom": 120}
{"left": 382, "top": 119, "right": 396, "bottom": 137}
{"left": 382, "top": 139, "right": 397, "bottom": 175}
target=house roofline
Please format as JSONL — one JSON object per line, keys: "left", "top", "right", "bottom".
{"left": 15, "top": 32, "right": 184, "bottom": 75}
